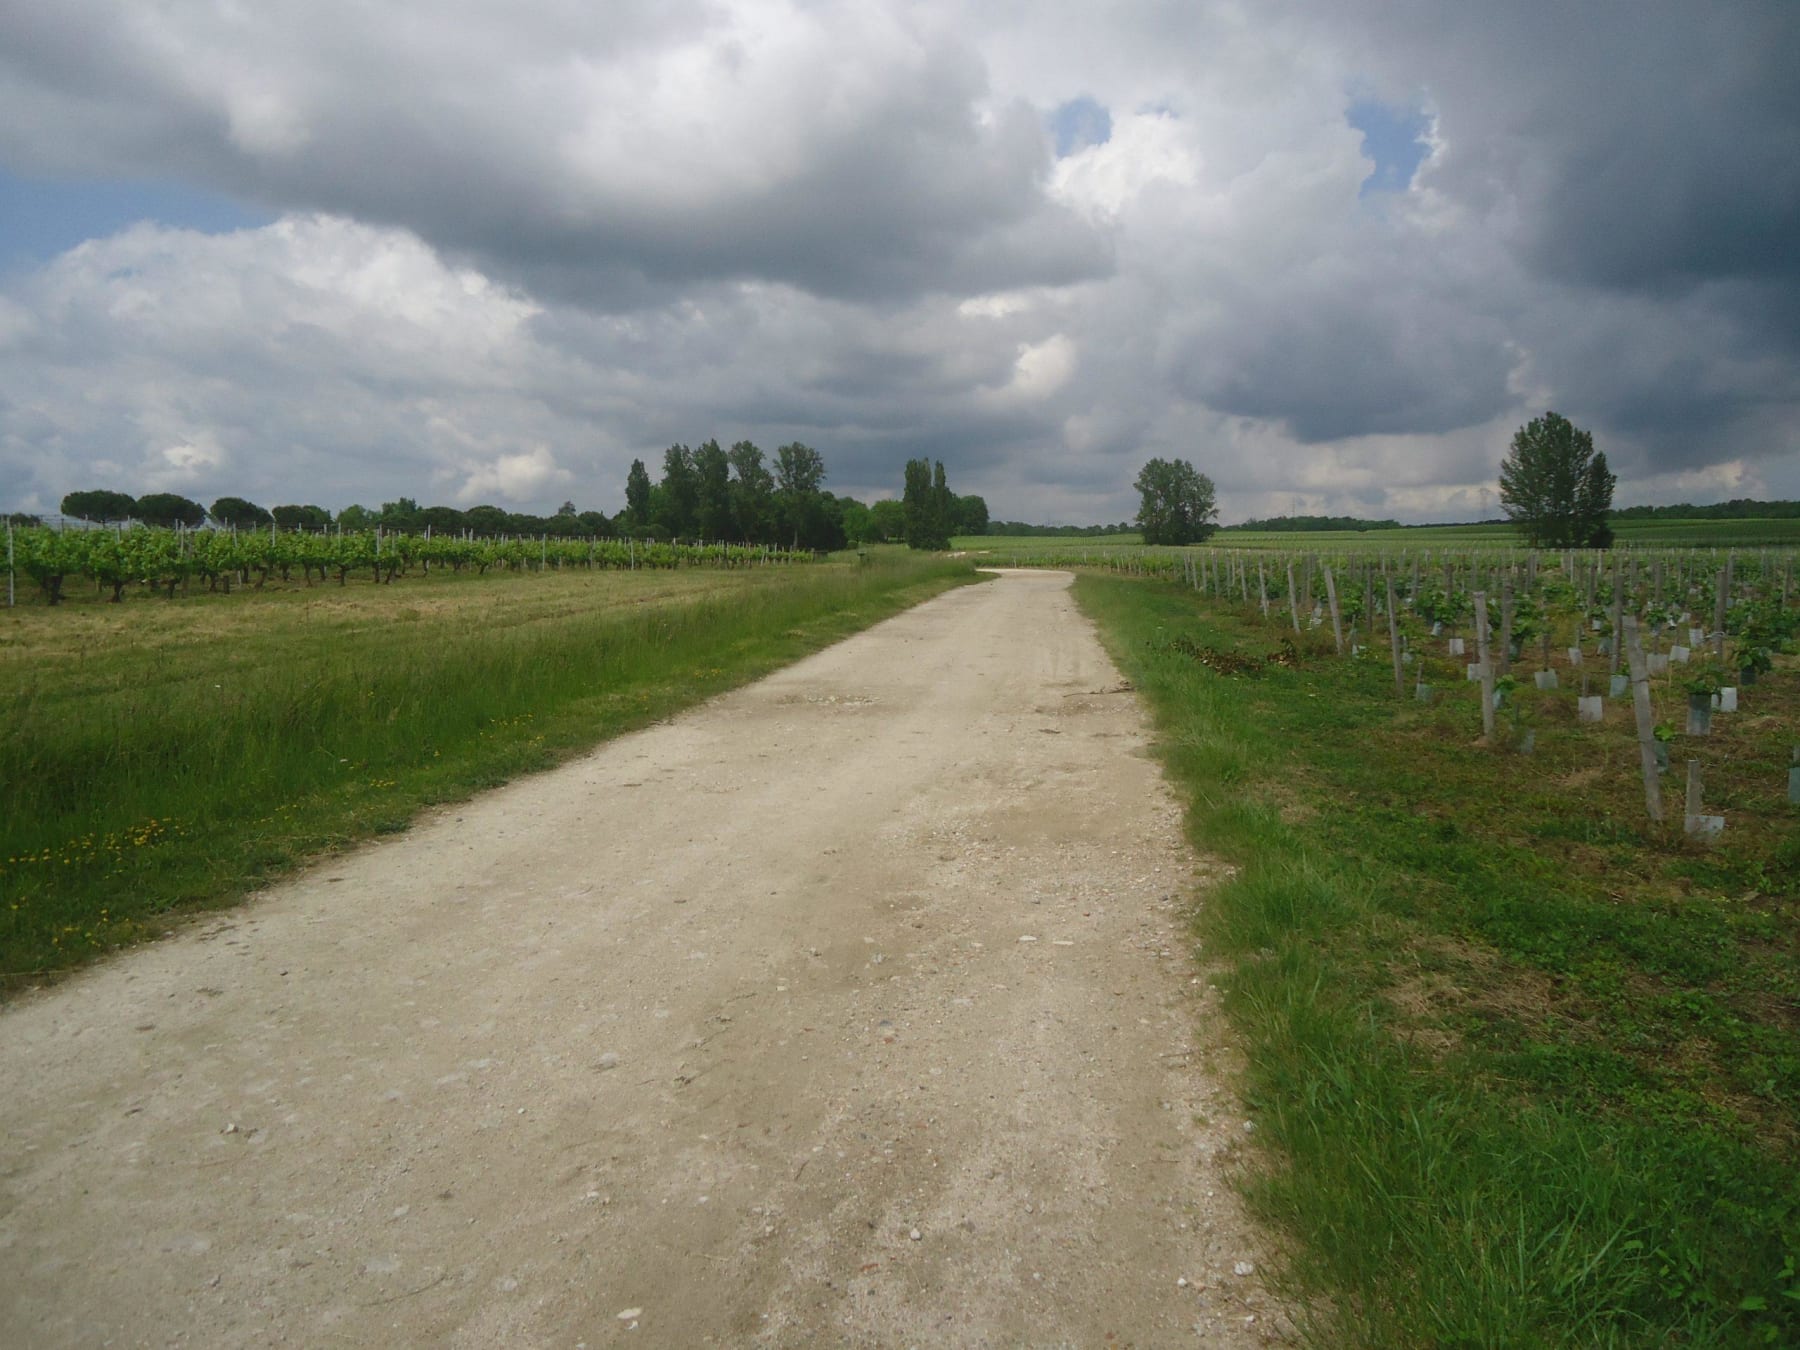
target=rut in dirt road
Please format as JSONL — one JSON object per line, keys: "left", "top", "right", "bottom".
{"left": 0, "top": 568, "right": 1289, "bottom": 1347}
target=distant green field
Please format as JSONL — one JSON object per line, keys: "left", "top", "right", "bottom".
{"left": 957, "top": 517, "right": 1800, "bottom": 553}
{"left": 1612, "top": 517, "right": 1800, "bottom": 546}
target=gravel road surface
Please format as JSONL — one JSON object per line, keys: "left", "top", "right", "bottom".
{"left": 1, "top": 569, "right": 1287, "bottom": 1347}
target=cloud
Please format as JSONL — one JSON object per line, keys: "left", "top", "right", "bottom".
{"left": 1, "top": 1, "right": 1798, "bottom": 524}
{"left": 455, "top": 447, "right": 572, "bottom": 505}
{"left": 0, "top": 0, "right": 1109, "bottom": 306}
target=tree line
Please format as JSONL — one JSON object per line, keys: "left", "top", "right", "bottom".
{"left": 54, "top": 489, "right": 620, "bottom": 539}
{"left": 1612, "top": 498, "right": 1800, "bottom": 521}
{"left": 1229, "top": 514, "right": 1402, "bottom": 533}
{"left": 48, "top": 442, "right": 993, "bottom": 551}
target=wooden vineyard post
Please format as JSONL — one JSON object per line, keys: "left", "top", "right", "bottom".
{"left": 1623, "top": 615, "right": 1664, "bottom": 824}
{"left": 1322, "top": 564, "right": 1344, "bottom": 654}
{"left": 1499, "top": 578, "right": 1515, "bottom": 675}
{"left": 1474, "top": 590, "right": 1496, "bottom": 741}
{"left": 1610, "top": 555, "right": 1624, "bottom": 677}
{"left": 1286, "top": 560, "right": 1301, "bottom": 634}
{"left": 1257, "top": 561, "right": 1270, "bottom": 619}
{"left": 1386, "top": 576, "right": 1404, "bottom": 699}
{"left": 1713, "top": 568, "right": 1728, "bottom": 658}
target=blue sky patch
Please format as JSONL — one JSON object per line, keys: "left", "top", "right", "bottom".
{"left": 0, "top": 168, "right": 274, "bottom": 268}
{"left": 1048, "top": 97, "right": 1112, "bottom": 157}
{"left": 1346, "top": 99, "right": 1431, "bottom": 196}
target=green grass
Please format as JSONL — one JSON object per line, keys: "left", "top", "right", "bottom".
{"left": 1076, "top": 573, "right": 1800, "bottom": 1348}
{"left": 1, "top": 549, "right": 978, "bottom": 983}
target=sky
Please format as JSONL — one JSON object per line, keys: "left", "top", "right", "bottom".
{"left": 1, "top": 1, "right": 1796, "bottom": 525}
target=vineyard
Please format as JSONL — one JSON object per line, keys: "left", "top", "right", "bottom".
{"left": 3, "top": 522, "right": 812, "bottom": 606}
{"left": 1071, "top": 545, "right": 1800, "bottom": 1345}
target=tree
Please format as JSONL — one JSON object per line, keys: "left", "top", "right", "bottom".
{"left": 838, "top": 498, "right": 873, "bottom": 545}
{"left": 728, "top": 441, "right": 774, "bottom": 542}
{"left": 419, "top": 505, "right": 468, "bottom": 534}
{"left": 1133, "top": 458, "right": 1218, "bottom": 545}
{"left": 463, "top": 504, "right": 509, "bottom": 535}
{"left": 272, "top": 503, "right": 332, "bottom": 529}
{"left": 775, "top": 443, "right": 825, "bottom": 498}
{"left": 337, "top": 503, "right": 379, "bottom": 531}
{"left": 656, "top": 444, "right": 697, "bottom": 539}
{"left": 133, "top": 493, "right": 206, "bottom": 528}
{"left": 624, "top": 458, "right": 653, "bottom": 532}
{"left": 378, "top": 497, "right": 423, "bottom": 532}
{"left": 210, "top": 496, "right": 273, "bottom": 528}
{"left": 902, "top": 458, "right": 953, "bottom": 549}
{"left": 868, "top": 499, "right": 905, "bottom": 542}
{"left": 953, "top": 493, "right": 989, "bottom": 536}
{"left": 1498, "top": 412, "right": 1616, "bottom": 548}
{"left": 773, "top": 443, "right": 830, "bottom": 548}
{"left": 61, "top": 489, "right": 137, "bottom": 523}
{"left": 692, "top": 439, "right": 733, "bottom": 541}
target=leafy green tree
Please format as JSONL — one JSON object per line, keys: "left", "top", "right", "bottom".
{"left": 210, "top": 496, "right": 273, "bottom": 528}
{"left": 953, "top": 493, "right": 989, "bottom": 536}
{"left": 337, "top": 503, "right": 379, "bottom": 531}
{"left": 1133, "top": 458, "right": 1218, "bottom": 545}
{"left": 692, "top": 439, "right": 734, "bottom": 540}
{"left": 624, "top": 458, "right": 653, "bottom": 531}
{"left": 271, "top": 503, "right": 332, "bottom": 529}
{"left": 418, "top": 505, "right": 468, "bottom": 534}
{"left": 656, "top": 444, "right": 697, "bottom": 539}
{"left": 932, "top": 462, "right": 954, "bottom": 543}
{"left": 378, "top": 497, "right": 423, "bottom": 532}
{"left": 463, "top": 504, "right": 509, "bottom": 535}
{"left": 773, "top": 443, "right": 830, "bottom": 548}
{"left": 1499, "top": 412, "right": 1616, "bottom": 548}
{"left": 577, "top": 510, "right": 615, "bottom": 537}
{"left": 775, "top": 442, "right": 825, "bottom": 498}
{"left": 728, "top": 441, "right": 774, "bottom": 542}
{"left": 133, "top": 493, "right": 206, "bottom": 528}
{"left": 61, "top": 489, "right": 137, "bottom": 522}
{"left": 838, "top": 498, "right": 873, "bottom": 544}
{"left": 868, "top": 499, "right": 905, "bottom": 542}
{"left": 902, "top": 458, "right": 953, "bottom": 549}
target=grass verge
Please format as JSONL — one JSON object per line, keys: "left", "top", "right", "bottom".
{"left": 1075, "top": 571, "right": 1799, "bottom": 1348}
{"left": 2, "top": 551, "right": 977, "bottom": 984}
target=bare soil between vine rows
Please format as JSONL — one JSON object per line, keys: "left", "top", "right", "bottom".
{"left": 0, "top": 569, "right": 1286, "bottom": 1347}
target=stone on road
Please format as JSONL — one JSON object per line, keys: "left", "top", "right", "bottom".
{"left": 0, "top": 569, "right": 1286, "bottom": 1346}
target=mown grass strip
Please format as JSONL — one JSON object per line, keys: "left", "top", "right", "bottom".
{"left": 1076, "top": 571, "right": 1799, "bottom": 1349}
{"left": 2, "top": 552, "right": 977, "bottom": 983}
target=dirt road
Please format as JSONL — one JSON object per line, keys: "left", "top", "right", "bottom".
{"left": 1, "top": 569, "right": 1285, "bottom": 1347}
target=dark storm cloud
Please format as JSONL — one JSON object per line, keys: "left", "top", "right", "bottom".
{"left": 0, "top": 1, "right": 1109, "bottom": 307}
